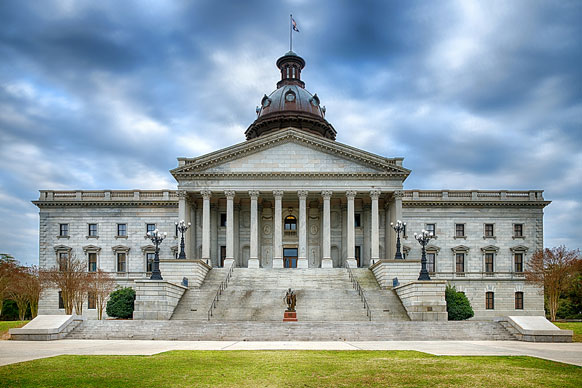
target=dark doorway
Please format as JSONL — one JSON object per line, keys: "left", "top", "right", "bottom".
{"left": 220, "top": 246, "right": 226, "bottom": 267}
{"left": 355, "top": 246, "right": 361, "bottom": 267}
{"left": 283, "top": 248, "right": 298, "bottom": 268}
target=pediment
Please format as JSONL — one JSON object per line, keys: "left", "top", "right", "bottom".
{"left": 172, "top": 129, "right": 409, "bottom": 178}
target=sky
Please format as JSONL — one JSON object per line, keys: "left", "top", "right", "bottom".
{"left": 0, "top": 0, "right": 580, "bottom": 266}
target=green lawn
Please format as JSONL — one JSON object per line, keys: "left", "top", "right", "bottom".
{"left": 0, "top": 350, "right": 579, "bottom": 388}
{"left": 554, "top": 322, "right": 582, "bottom": 342}
{"left": 0, "top": 321, "right": 28, "bottom": 339}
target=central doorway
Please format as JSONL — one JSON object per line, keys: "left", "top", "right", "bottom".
{"left": 283, "top": 248, "right": 298, "bottom": 268}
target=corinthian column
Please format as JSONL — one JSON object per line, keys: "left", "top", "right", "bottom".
{"left": 201, "top": 190, "right": 212, "bottom": 265}
{"left": 297, "top": 190, "right": 309, "bottom": 268}
{"left": 346, "top": 190, "right": 357, "bottom": 268}
{"left": 321, "top": 190, "right": 333, "bottom": 268}
{"left": 248, "top": 191, "right": 260, "bottom": 268}
{"left": 272, "top": 190, "right": 284, "bottom": 268}
{"left": 224, "top": 190, "right": 235, "bottom": 268}
{"left": 370, "top": 190, "right": 381, "bottom": 265}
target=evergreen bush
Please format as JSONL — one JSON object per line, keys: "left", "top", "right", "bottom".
{"left": 445, "top": 284, "right": 474, "bottom": 320}
{"left": 105, "top": 287, "right": 135, "bottom": 319}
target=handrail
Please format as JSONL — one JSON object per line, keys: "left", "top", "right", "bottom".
{"left": 207, "top": 262, "right": 235, "bottom": 321}
{"left": 345, "top": 263, "right": 372, "bottom": 321}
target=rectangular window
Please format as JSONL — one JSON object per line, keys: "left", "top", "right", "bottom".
{"left": 354, "top": 214, "right": 361, "bottom": 228}
{"left": 146, "top": 252, "right": 155, "bottom": 272}
{"left": 117, "top": 252, "right": 127, "bottom": 273}
{"left": 485, "top": 253, "right": 494, "bottom": 273}
{"left": 88, "top": 292, "right": 96, "bottom": 310}
{"left": 455, "top": 253, "right": 465, "bottom": 273}
{"left": 59, "top": 223, "right": 69, "bottom": 237}
{"left": 514, "top": 253, "right": 524, "bottom": 273}
{"left": 515, "top": 292, "right": 524, "bottom": 310}
{"left": 220, "top": 213, "right": 227, "bottom": 227}
{"left": 484, "top": 223, "right": 494, "bottom": 237}
{"left": 146, "top": 224, "right": 156, "bottom": 234}
{"left": 175, "top": 224, "right": 179, "bottom": 237}
{"left": 426, "top": 224, "right": 436, "bottom": 236}
{"left": 427, "top": 252, "right": 436, "bottom": 272}
{"left": 88, "top": 252, "right": 97, "bottom": 272}
{"left": 402, "top": 224, "right": 407, "bottom": 237}
{"left": 58, "top": 291, "right": 64, "bottom": 309}
{"left": 455, "top": 224, "right": 465, "bottom": 238}
{"left": 58, "top": 252, "right": 69, "bottom": 271}
{"left": 88, "top": 223, "right": 98, "bottom": 237}
{"left": 117, "top": 223, "right": 127, "bottom": 237}
{"left": 486, "top": 292, "right": 495, "bottom": 309}
{"left": 514, "top": 224, "right": 523, "bottom": 238}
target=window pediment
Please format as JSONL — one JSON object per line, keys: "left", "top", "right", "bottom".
{"left": 112, "top": 245, "right": 130, "bottom": 253}
{"left": 53, "top": 245, "right": 72, "bottom": 252}
{"left": 83, "top": 245, "right": 101, "bottom": 253}
{"left": 402, "top": 245, "right": 411, "bottom": 254}
{"left": 426, "top": 245, "right": 440, "bottom": 253}
{"left": 510, "top": 245, "right": 529, "bottom": 253}
{"left": 141, "top": 245, "right": 155, "bottom": 253}
{"left": 451, "top": 245, "right": 470, "bottom": 253}
{"left": 481, "top": 245, "right": 500, "bottom": 253}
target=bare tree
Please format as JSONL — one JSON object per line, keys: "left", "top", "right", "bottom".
{"left": 23, "top": 266, "right": 44, "bottom": 318}
{"left": 87, "top": 270, "right": 116, "bottom": 320}
{"left": 43, "top": 253, "right": 87, "bottom": 315}
{"left": 526, "top": 246, "right": 581, "bottom": 321}
{"left": 8, "top": 267, "right": 29, "bottom": 320}
{"left": 0, "top": 254, "right": 19, "bottom": 316}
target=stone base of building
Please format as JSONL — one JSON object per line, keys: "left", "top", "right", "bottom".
{"left": 321, "top": 258, "right": 333, "bottom": 268}
{"left": 133, "top": 280, "right": 187, "bottom": 320}
{"left": 297, "top": 258, "right": 308, "bottom": 269}
{"left": 394, "top": 280, "right": 448, "bottom": 321}
{"left": 273, "top": 258, "right": 283, "bottom": 268}
{"left": 248, "top": 258, "right": 260, "bottom": 268}
{"left": 346, "top": 258, "right": 357, "bottom": 268}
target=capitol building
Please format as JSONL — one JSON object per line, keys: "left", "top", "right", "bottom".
{"left": 35, "top": 51, "right": 549, "bottom": 321}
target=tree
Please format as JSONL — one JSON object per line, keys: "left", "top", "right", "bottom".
{"left": 22, "top": 266, "right": 44, "bottom": 318}
{"left": 8, "top": 268, "right": 30, "bottom": 320}
{"left": 0, "top": 254, "right": 19, "bottom": 317}
{"left": 106, "top": 287, "right": 135, "bottom": 319}
{"left": 526, "top": 246, "right": 581, "bottom": 321}
{"left": 445, "top": 284, "right": 474, "bottom": 320}
{"left": 42, "top": 253, "right": 87, "bottom": 315}
{"left": 87, "top": 270, "right": 116, "bottom": 320}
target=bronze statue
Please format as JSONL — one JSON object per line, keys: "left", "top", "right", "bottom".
{"left": 284, "top": 288, "right": 296, "bottom": 312}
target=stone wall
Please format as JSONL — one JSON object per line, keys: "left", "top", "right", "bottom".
{"left": 133, "top": 280, "right": 187, "bottom": 320}
{"left": 394, "top": 281, "right": 448, "bottom": 321}
{"left": 370, "top": 259, "right": 421, "bottom": 287}
{"left": 158, "top": 259, "right": 211, "bottom": 286}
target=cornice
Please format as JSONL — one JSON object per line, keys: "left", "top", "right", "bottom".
{"left": 403, "top": 200, "right": 551, "bottom": 208}
{"left": 174, "top": 171, "right": 408, "bottom": 180}
{"left": 33, "top": 200, "right": 178, "bottom": 208}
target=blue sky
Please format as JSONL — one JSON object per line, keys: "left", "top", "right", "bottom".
{"left": 0, "top": 0, "right": 580, "bottom": 265}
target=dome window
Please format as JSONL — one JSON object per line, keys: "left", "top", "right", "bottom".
{"left": 261, "top": 95, "right": 271, "bottom": 108}
{"left": 285, "top": 91, "right": 296, "bottom": 102}
{"left": 310, "top": 94, "right": 320, "bottom": 107}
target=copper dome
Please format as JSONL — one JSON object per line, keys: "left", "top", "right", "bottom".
{"left": 245, "top": 51, "right": 336, "bottom": 140}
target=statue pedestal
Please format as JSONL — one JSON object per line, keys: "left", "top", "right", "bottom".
{"left": 283, "top": 311, "right": 297, "bottom": 322}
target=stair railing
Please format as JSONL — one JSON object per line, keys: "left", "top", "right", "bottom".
{"left": 345, "top": 262, "right": 372, "bottom": 321}
{"left": 207, "top": 262, "right": 235, "bottom": 321}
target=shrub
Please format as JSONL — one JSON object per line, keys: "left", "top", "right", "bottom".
{"left": 105, "top": 288, "right": 135, "bottom": 319}
{"left": 445, "top": 284, "right": 474, "bottom": 320}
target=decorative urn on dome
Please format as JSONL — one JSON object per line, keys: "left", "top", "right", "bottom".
{"left": 245, "top": 51, "right": 336, "bottom": 140}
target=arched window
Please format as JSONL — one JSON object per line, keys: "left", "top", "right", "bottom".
{"left": 284, "top": 215, "right": 297, "bottom": 231}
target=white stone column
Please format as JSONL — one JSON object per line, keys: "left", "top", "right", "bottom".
{"left": 201, "top": 190, "right": 211, "bottom": 265}
{"left": 248, "top": 191, "right": 260, "bottom": 268}
{"left": 370, "top": 190, "right": 381, "bottom": 265}
{"left": 297, "top": 190, "right": 309, "bottom": 268}
{"left": 272, "top": 190, "right": 284, "bottom": 268}
{"left": 224, "top": 191, "right": 235, "bottom": 268}
{"left": 321, "top": 190, "right": 333, "bottom": 268}
{"left": 346, "top": 190, "right": 357, "bottom": 268}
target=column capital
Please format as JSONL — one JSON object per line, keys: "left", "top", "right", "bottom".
{"left": 224, "top": 190, "right": 236, "bottom": 200}
{"left": 321, "top": 190, "right": 333, "bottom": 199}
{"left": 393, "top": 190, "right": 404, "bottom": 199}
{"left": 297, "top": 190, "right": 309, "bottom": 199}
{"left": 177, "top": 190, "right": 187, "bottom": 199}
{"left": 346, "top": 190, "right": 357, "bottom": 200}
{"left": 273, "top": 190, "right": 284, "bottom": 199}
{"left": 370, "top": 190, "right": 381, "bottom": 200}
{"left": 200, "top": 190, "right": 212, "bottom": 200}
{"left": 248, "top": 190, "right": 260, "bottom": 200}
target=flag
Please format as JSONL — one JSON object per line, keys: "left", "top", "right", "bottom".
{"left": 292, "top": 18, "right": 299, "bottom": 32}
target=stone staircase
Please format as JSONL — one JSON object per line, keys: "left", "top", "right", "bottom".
{"left": 170, "top": 268, "right": 230, "bottom": 320}
{"left": 66, "top": 320, "right": 517, "bottom": 341}
{"left": 204, "top": 268, "right": 370, "bottom": 321}
{"left": 351, "top": 268, "right": 410, "bottom": 321}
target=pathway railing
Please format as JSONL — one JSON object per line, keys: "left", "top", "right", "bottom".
{"left": 345, "top": 262, "right": 372, "bottom": 321}
{"left": 207, "top": 262, "right": 235, "bottom": 321}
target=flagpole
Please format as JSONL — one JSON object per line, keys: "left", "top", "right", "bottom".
{"left": 290, "top": 14, "right": 292, "bottom": 51}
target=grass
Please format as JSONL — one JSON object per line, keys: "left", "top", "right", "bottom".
{"left": 0, "top": 321, "right": 28, "bottom": 339}
{"left": 0, "top": 350, "right": 580, "bottom": 388}
{"left": 554, "top": 322, "right": 582, "bottom": 342}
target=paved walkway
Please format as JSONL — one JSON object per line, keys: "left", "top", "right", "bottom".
{"left": 0, "top": 340, "right": 580, "bottom": 367}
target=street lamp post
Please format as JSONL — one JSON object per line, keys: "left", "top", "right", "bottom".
{"left": 147, "top": 229, "right": 167, "bottom": 280}
{"left": 391, "top": 220, "right": 406, "bottom": 260}
{"left": 175, "top": 220, "right": 191, "bottom": 260}
{"left": 414, "top": 229, "right": 433, "bottom": 281}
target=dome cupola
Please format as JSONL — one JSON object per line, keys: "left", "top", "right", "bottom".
{"left": 245, "top": 52, "right": 336, "bottom": 140}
